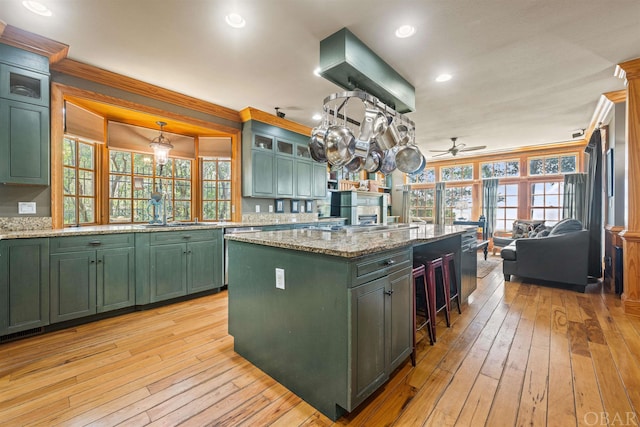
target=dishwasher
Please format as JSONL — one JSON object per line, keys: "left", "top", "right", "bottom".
{"left": 224, "top": 226, "right": 264, "bottom": 286}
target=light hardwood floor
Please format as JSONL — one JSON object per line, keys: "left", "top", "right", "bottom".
{"left": 1, "top": 256, "right": 640, "bottom": 426}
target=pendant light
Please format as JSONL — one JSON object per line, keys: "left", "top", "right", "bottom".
{"left": 149, "top": 121, "right": 173, "bottom": 165}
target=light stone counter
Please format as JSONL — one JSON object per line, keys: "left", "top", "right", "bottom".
{"left": 225, "top": 224, "right": 473, "bottom": 258}
{"left": 0, "top": 217, "right": 347, "bottom": 240}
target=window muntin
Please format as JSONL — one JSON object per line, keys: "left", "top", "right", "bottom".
{"left": 445, "top": 186, "right": 473, "bottom": 224}
{"left": 530, "top": 181, "right": 564, "bottom": 225}
{"left": 409, "top": 188, "right": 435, "bottom": 222}
{"left": 108, "top": 150, "right": 192, "bottom": 223}
{"left": 202, "top": 158, "right": 232, "bottom": 221}
{"left": 495, "top": 183, "right": 519, "bottom": 232}
{"left": 407, "top": 167, "right": 435, "bottom": 184}
{"left": 529, "top": 155, "right": 577, "bottom": 176}
{"left": 440, "top": 165, "right": 473, "bottom": 182}
{"left": 480, "top": 160, "right": 519, "bottom": 178}
{"left": 63, "top": 137, "right": 96, "bottom": 225}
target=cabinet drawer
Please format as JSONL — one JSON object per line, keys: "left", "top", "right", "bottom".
{"left": 352, "top": 248, "right": 412, "bottom": 286}
{"left": 149, "top": 229, "right": 219, "bottom": 245}
{"left": 51, "top": 233, "right": 134, "bottom": 253}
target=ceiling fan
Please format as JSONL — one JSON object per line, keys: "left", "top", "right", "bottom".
{"left": 430, "top": 137, "right": 487, "bottom": 157}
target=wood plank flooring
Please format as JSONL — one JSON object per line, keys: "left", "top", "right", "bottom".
{"left": 1, "top": 256, "right": 640, "bottom": 426}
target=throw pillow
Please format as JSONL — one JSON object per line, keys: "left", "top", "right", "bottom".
{"left": 549, "top": 218, "right": 583, "bottom": 236}
{"left": 536, "top": 229, "right": 551, "bottom": 238}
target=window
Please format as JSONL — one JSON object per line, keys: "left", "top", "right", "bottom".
{"left": 202, "top": 158, "right": 232, "bottom": 221}
{"left": 409, "top": 188, "right": 435, "bottom": 222}
{"left": 445, "top": 186, "right": 473, "bottom": 224}
{"left": 530, "top": 181, "right": 564, "bottom": 225}
{"left": 407, "top": 167, "right": 435, "bottom": 184}
{"left": 529, "top": 155, "right": 577, "bottom": 175}
{"left": 108, "top": 150, "right": 192, "bottom": 223}
{"left": 495, "top": 183, "right": 519, "bottom": 232}
{"left": 481, "top": 160, "right": 519, "bottom": 178}
{"left": 63, "top": 137, "right": 96, "bottom": 225}
{"left": 440, "top": 165, "right": 473, "bottom": 182}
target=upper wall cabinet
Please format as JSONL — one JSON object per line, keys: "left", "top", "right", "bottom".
{"left": 242, "top": 120, "right": 326, "bottom": 199}
{"left": 0, "top": 44, "right": 50, "bottom": 185}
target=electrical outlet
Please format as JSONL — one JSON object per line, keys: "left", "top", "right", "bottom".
{"left": 18, "top": 202, "right": 36, "bottom": 214}
{"left": 255, "top": 205, "right": 260, "bottom": 213}
{"left": 269, "top": 205, "right": 273, "bottom": 213}
{"left": 275, "top": 268, "right": 285, "bottom": 289}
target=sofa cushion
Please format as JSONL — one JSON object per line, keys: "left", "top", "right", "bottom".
{"left": 549, "top": 218, "right": 583, "bottom": 236}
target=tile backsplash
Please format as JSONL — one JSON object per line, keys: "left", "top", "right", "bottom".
{"left": 0, "top": 216, "right": 52, "bottom": 231}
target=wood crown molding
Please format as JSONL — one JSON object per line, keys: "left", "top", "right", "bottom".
{"left": 51, "top": 58, "right": 242, "bottom": 124}
{"left": 605, "top": 225, "right": 625, "bottom": 233}
{"left": 240, "top": 107, "right": 312, "bottom": 136}
{"left": 618, "top": 57, "right": 640, "bottom": 81}
{"left": 0, "top": 25, "right": 69, "bottom": 64}
{"left": 604, "top": 89, "right": 626, "bottom": 104}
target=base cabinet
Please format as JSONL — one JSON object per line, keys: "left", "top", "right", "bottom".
{"left": 228, "top": 242, "right": 413, "bottom": 420}
{"left": 350, "top": 266, "right": 412, "bottom": 408}
{"left": 50, "top": 234, "right": 135, "bottom": 323}
{"left": 138, "top": 229, "right": 223, "bottom": 305}
{"left": 0, "top": 238, "right": 49, "bottom": 336}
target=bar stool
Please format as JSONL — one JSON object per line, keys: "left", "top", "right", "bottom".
{"left": 442, "top": 252, "right": 462, "bottom": 315}
{"left": 411, "top": 264, "right": 434, "bottom": 366}
{"left": 425, "top": 258, "right": 451, "bottom": 334}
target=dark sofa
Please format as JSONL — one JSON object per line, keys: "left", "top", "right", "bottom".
{"left": 500, "top": 218, "right": 589, "bottom": 292}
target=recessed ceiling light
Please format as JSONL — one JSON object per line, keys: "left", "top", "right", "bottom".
{"left": 313, "top": 67, "right": 322, "bottom": 77}
{"left": 312, "top": 113, "right": 322, "bottom": 121}
{"left": 435, "top": 73, "right": 452, "bottom": 82}
{"left": 225, "top": 13, "right": 246, "bottom": 28}
{"left": 22, "top": 1, "right": 52, "bottom": 17}
{"left": 395, "top": 25, "right": 416, "bottom": 38}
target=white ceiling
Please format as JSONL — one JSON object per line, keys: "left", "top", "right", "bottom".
{"left": 1, "top": 0, "right": 638, "bottom": 157}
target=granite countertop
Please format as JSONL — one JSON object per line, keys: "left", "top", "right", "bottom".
{"left": 0, "top": 217, "right": 347, "bottom": 240}
{"left": 224, "top": 224, "right": 473, "bottom": 258}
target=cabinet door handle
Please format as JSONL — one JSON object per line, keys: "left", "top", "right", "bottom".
{"left": 384, "top": 289, "right": 394, "bottom": 296}
{"left": 183, "top": 235, "right": 192, "bottom": 239}
{"left": 89, "top": 241, "right": 101, "bottom": 246}
{"left": 97, "top": 259, "right": 103, "bottom": 263}
{"left": 90, "top": 260, "right": 96, "bottom": 264}
{"left": 187, "top": 250, "right": 192, "bottom": 254}
{"left": 384, "top": 259, "right": 396, "bottom": 266}
{"left": 183, "top": 251, "right": 187, "bottom": 254}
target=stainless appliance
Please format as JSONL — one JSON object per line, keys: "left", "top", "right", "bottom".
{"left": 330, "top": 190, "right": 387, "bottom": 225}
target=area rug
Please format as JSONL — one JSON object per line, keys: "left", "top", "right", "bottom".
{"left": 477, "top": 258, "right": 500, "bottom": 278}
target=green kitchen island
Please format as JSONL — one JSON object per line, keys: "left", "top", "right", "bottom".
{"left": 226, "top": 223, "right": 472, "bottom": 421}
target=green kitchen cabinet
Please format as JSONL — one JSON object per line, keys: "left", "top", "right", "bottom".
{"left": 228, "top": 242, "right": 413, "bottom": 420}
{"left": 312, "top": 162, "right": 328, "bottom": 198}
{"left": 251, "top": 149, "right": 275, "bottom": 197}
{"left": 0, "top": 99, "right": 49, "bottom": 185}
{"left": 295, "top": 159, "right": 312, "bottom": 199}
{"left": 136, "top": 229, "right": 223, "bottom": 305}
{"left": 149, "top": 243, "right": 187, "bottom": 301}
{"left": 49, "top": 234, "right": 135, "bottom": 323}
{"left": 0, "top": 44, "right": 50, "bottom": 185}
{"left": 242, "top": 120, "right": 318, "bottom": 199}
{"left": 0, "top": 238, "right": 49, "bottom": 337}
{"left": 276, "top": 155, "right": 294, "bottom": 197}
